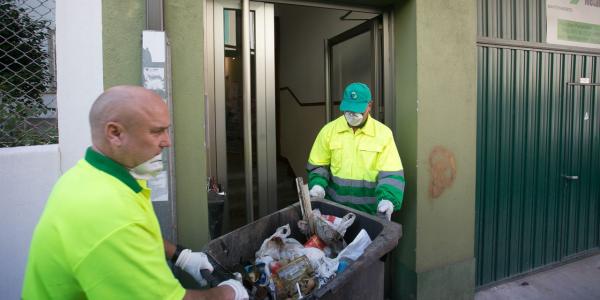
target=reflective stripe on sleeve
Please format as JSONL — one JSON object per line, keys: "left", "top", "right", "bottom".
{"left": 307, "top": 162, "right": 331, "bottom": 179}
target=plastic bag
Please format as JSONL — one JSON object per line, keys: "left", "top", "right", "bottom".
{"left": 299, "top": 210, "right": 356, "bottom": 236}
{"left": 304, "top": 235, "right": 326, "bottom": 250}
{"left": 298, "top": 209, "right": 356, "bottom": 254}
{"left": 316, "top": 211, "right": 356, "bottom": 236}
{"left": 336, "top": 229, "right": 372, "bottom": 261}
{"left": 298, "top": 247, "right": 339, "bottom": 287}
{"left": 256, "top": 224, "right": 305, "bottom": 261}
{"left": 255, "top": 256, "right": 274, "bottom": 279}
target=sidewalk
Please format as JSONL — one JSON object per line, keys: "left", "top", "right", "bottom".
{"left": 475, "top": 253, "right": 600, "bottom": 300}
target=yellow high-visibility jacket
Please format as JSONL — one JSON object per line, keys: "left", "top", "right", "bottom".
{"left": 22, "top": 148, "right": 185, "bottom": 299}
{"left": 307, "top": 115, "right": 405, "bottom": 215}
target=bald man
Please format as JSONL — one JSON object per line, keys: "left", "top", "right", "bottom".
{"left": 22, "top": 86, "right": 246, "bottom": 300}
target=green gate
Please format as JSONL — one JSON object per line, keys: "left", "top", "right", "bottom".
{"left": 475, "top": 45, "right": 600, "bottom": 286}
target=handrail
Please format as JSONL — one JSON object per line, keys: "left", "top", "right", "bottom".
{"left": 279, "top": 86, "right": 340, "bottom": 107}
{"left": 340, "top": 11, "right": 374, "bottom": 21}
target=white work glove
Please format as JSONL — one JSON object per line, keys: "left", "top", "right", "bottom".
{"left": 309, "top": 185, "right": 325, "bottom": 200}
{"left": 218, "top": 279, "right": 249, "bottom": 300}
{"left": 377, "top": 200, "right": 394, "bottom": 221}
{"left": 174, "top": 249, "right": 214, "bottom": 285}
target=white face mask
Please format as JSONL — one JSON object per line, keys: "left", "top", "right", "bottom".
{"left": 130, "top": 154, "right": 164, "bottom": 180}
{"left": 344, "top": 111, "right": 364, "bottom": 127}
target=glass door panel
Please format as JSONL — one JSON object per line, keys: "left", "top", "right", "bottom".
{"left": 327, "top": 18, "right": 382, "bottom": 122}
{"left": 211, "top": 1, "right": 276, "bottom": 236}
{"left": 222, "top": 8, "right": 257, "bottom": 231}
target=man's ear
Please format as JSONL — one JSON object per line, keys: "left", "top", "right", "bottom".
{"left": 365, "top": 101, "right": 373, "bottom": 115}
{"left": 105, "top": 121, "right": 124, "bottom": 146}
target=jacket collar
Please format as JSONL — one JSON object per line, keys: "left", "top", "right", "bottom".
{"left": 85, "top": 147, "right": 142, "bottom": 193}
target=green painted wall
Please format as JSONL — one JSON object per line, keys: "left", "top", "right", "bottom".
{"left": 102, "top": 0, "right": 144, "bottom": 88}
{"left": 391, "top": 0, "right": 418, "bottom": 298}
{"left": 392, "top": 0, "right": 477, "bottom": 298}
{"left": 102, "top": 0, "right": 209, "bottom": 250}
{"left": 164, "top": 1, "right": 210, "bottom": 250}
{"left": 415, "top": 0, "right": 476, "bottom": 271}
{"left": 417, "top": 258, "right": 475, "bottom": 300}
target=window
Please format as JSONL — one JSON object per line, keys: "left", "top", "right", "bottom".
{"left": 0, "top": 0, "right": 57, "bottom": 147}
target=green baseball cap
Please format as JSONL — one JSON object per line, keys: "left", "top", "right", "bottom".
{"left": 340, "top": 82, "right": 371, "bottom": 113}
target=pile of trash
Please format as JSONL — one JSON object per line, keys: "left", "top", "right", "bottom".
{"left": 238, "top": 209, "right": 373, "bottom": 299}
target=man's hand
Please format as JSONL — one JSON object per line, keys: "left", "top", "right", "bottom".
{"left": 175, "top": 249, "right": 214, "bottom": 285}
{"left": 377, "top": 200, "right": 394, "bottom": 221}
{"left": 218, "top": 279, "right": 249, "bottom": 300}
{"left": 309, "top": 185, "right": 325, "bottom": 200}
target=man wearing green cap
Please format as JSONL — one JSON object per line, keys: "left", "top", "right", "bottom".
{"left": 306, "top": 82, "right": 405, "bottom": 220}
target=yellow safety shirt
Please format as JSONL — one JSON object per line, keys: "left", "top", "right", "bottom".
{"left": 22, "top": 147, "right": 185, "bottom": 299}
{"left": 307, "top": 115, "right": 405, "bottom": 215}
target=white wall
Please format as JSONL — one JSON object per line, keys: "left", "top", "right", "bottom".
{"left": 0, "top": 145, "right": 60, "bottom": 299}
{"left": 275, "top": 4, "right": 365, "bottom": 177}
{"left": 0, "top": 1, "right": 104, "bottom": 297}
{"left": 56, "top": 0, "right": 104, "bottom": 170}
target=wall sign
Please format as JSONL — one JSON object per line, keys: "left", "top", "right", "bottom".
{"left": 547, "top": 0, "right": 600, "bottom": 49}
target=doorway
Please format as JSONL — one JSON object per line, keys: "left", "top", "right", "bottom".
{"left": 205, "top": 0, "right": 391, "bottom": 235}
{"left": 559, "top": 84, "right": 599, "bottom": 260}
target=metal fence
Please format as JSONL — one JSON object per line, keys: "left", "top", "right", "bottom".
{"left": 0, "top": 0, "right": 57, "bottom": 147}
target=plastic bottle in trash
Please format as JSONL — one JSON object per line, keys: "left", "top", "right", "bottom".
{"left": 337, "top": 258, "right": 351, "bottom": 273}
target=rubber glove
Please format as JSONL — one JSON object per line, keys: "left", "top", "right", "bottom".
{"left": 309, "top": 185, "right": 325, "bottom": 200}
{"left": 218, "top": 279, "right": 249, "bottom": 300}
{"left": 174, "top": 249, "right": 214, "bottom": 285}
{"left": 377, "top": 200, "right": 394, "bottom": 221}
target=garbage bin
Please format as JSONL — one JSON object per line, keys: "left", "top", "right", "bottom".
{"left": 202, "top": 199, "right": 402, "bottom": 299}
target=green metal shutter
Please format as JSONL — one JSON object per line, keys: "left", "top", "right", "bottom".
{"left": 478, "top": 0, "right": 546, "bottom": 43}
{"left": 476, "top": 0, "right": 600, "bottom": 286}
{"left": 476, "top": 46, "right": 600, "bottom": 286}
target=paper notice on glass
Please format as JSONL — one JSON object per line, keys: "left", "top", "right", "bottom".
{"left": 148, "top": 170, "right": 169, "bottom": 202}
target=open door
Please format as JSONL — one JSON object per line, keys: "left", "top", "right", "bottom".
{"left": 325, "top": 18, "right": 383, "bottom": 122}
{"left": 206, "top": 0, "right": 277, "bottom": 234}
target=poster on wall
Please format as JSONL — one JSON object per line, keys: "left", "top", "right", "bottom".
{"left": 546, "top": 0, "right": 600, "bottom": 49}
{"left": 142, "top": 30, "right": 169, "bottom": 202}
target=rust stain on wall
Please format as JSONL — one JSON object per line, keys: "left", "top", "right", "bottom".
{"left": 429, "top": 146, "right": 456, "bottom": 198}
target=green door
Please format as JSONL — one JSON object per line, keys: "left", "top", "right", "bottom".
{"left": 559, "top": 84, "right": 600, "bottom": 260}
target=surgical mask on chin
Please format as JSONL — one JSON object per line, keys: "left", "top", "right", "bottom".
{"left": 344, "top": 111, "right": 364, "bottom": 127}
{"left": 130, "top": 154, "right": 164, "bottom": 180}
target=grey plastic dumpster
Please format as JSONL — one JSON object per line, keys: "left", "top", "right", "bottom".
{"left": 202, "top": 199, "right": 402, "bottom": 299}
